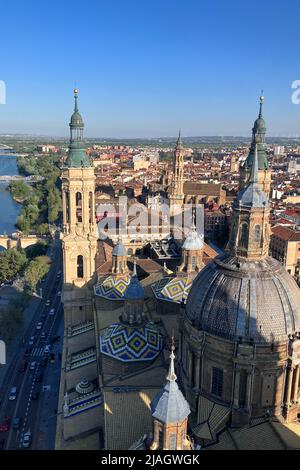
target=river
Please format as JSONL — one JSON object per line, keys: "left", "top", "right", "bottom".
{"left": 0, "top": 155, "right": 21, "bottom": 234}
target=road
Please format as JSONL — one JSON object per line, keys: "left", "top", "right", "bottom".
{"left": 0, "top": 238, "right": 63, "bottom": 450}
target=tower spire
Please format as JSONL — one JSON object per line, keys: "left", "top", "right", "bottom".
{"left": 74, "top": 88, "right": 79, "bottom": 113}
{"left": 258, "top": 92, "right": 264, "bottom": 118}
{"left": 249, "top": 143, "right": 259, "bottom": 185}
{"left": 166, "top": 337, "right": 177, "bottom": 382}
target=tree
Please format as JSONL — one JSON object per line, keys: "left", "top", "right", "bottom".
{"left": 24, "top": 255, "right": 51, "bottom": 293}
{"left": 8, "top": 181, "right": 31, "bottom": 201}
{"left": 0, "top": 249, "right": 28, "bottom": 284}
{"left": 36, "top": 223, "right": 49, "bottom": 236}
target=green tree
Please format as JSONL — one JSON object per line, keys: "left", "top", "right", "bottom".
{"left": 8, "top": 181, "right": 31, "bottom": 201}
{"left": 24, "top": 255, "right": 51, "bottom": 292}
{"left": 0, "top": 249, "right": 28, "bottom": 283}
{"left": 36, "top": 223, "right": 49, "bottom": 236}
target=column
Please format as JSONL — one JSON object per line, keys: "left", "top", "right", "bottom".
{"left": 293, "top": 365, "right": 300, "bottom": 403}
{"left": 233, "top": 367, "right": 240, "bottom": 408}
{"left": 245, "top": 370, "right": 253, "bottom": 412}
{"left": 285, "top": 363, "right": 294, "bottom": 406}
{"left": 194, "top": 354, "right": 201, "bottom": 390}
{"left": 62, "top": 190, "right": 67, "bottom": 226}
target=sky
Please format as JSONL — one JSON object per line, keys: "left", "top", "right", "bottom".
{"left": 1, "top": 0, "right": 300, "bottom": 138}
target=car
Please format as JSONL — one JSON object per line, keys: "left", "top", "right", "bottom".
{"left": 29, "top": 361, "right": 37, "bottom": 371}
{"left": 28, "top": 336, "right": 35, "bottom": 346}
{"left": 35, "top": 371, "right": 43, "bottom": 383}
{"left": 45, "top": 300, "right": 50, "bottom": 306}
{"left": 0, "top": 417, "right": 10, "bottom": 432}
{"left": 50, "top": 335, "right": 60, "bottom": 344}
{"left": 18, "top": 359, "right": 28, "bottom": 372}
{"left": 8, "top": 387, "right": 17, "bottom": 401}
{"left": 24, "top": 348, "right": 30, "bottom": 357}
{"left": 31, "top": 389, "right": 39, "bottom": 400}
{"left": 12, "top": 417, "right": 21, "bottom": 430}
{"left": 22, "top": 431, "right": 31, "bottom": 448}
{"left": 57, "top": 291, "right": 61, "bottom": 297}
{"left": 36, "top": 322, "right": 43, "bottom": 330}
{"left": 44, "top": 345, "right": 51, "bottom": 356}
{"left": 41, "top": 331, "right": 46, "bottom": 340}
{"left": 49, "top": 308, "right": 55, "bottom": 316}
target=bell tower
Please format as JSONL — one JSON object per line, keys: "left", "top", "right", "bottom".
{"left": 228, "top": 143, "right": 271, "bottom": 260}
{"left": 169, "top": 130, "right": 185, "bottom": 215}
{"left": 61, "top": 89, "right": 98, "bottom": 325}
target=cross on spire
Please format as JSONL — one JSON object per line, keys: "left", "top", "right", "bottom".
{"left": 166, "top": 336, "right": 177, "bottom": 382}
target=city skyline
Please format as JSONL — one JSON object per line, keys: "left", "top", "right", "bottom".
{"left": 1, "top": 0, "right": 300, "bottom": 137}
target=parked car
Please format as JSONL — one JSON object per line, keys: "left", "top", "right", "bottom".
{"left": 36, "top": 322, "right": 43, "bottom": 330}
{"left": 29, "top": 361, "right": 37, "bottom": 371}
{"left": 28, "top": 336, "right": 35, "bottom": 346}
{"left": 0, "top": 417, "right": 10, "bottom": 432}
{"left": 45, "top": 300, "right": 50, "bottom": 306}
{"left": 35, "top": 371, "right": 43, "bottom": 383}
{"left": 49, "top": 308, "right": 55, "bottom": 316}
{"left": 12, "top": 417, "right": 21, "bottom": 430}
{"left": 57, "top": 291, "right": 61, "bottom": 297}
{"left": 8, "top": 387, "right": 17, "bottom": 401}
{"left": 22, "top": 431, "right": 31, "bottom": 448}
{"left": 31, "top": 389, "right": 39, "bottom": 400}
{"left": 44, "top": 345, "right": 51, "bottom": 356}
{"left": 18, "top": 359, "right": 28, "bottom": 372}
{"left": 41, "top": 331, "right": 46, "bottom": 340}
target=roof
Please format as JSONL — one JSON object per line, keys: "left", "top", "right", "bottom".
{"left": 185, "top": 253, "right": 300, "bottom": 343}
{"left": 152, "top": 275, "right": 193, "bottom": 304}
{"left": 112, "top": 239, "right": 127, "bottom": 257}
{"left": 272, "top": 225, "right": 300, "bottom": 242}
{"left": 100, "top": 321, "right": 163, "bottom": 362}
{"left": 183, "top": 182, "right": 224, "bottom": 196}
{"left": 94, "top": 274, "right": 131, "bottom": 300}
{"left": 182, "top": 226, "right": 204, "bottom": 251}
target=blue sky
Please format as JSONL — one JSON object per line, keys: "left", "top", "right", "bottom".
{"left": 1, "top": 0, "right": 300, "bottom": 138}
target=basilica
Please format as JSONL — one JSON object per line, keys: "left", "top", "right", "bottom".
{"left": 55, "top": 90, "right": 300, "bottom": 450}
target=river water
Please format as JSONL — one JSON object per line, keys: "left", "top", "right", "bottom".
{"left": 0, "top": 155, "right": 21, "bottom": 234}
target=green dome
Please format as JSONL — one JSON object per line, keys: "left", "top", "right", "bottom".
{"left": 253, "top": 116, "right": 266, "bottom": 133}
{"left": 70, "top": 111, "right": 84, "bottom": 128}
{"left": 67, "top": 143, "right": 91, "bottom": 168}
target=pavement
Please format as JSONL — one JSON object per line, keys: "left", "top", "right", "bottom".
{"left": 0, "top": 237, "right": 64, "bottom": 450}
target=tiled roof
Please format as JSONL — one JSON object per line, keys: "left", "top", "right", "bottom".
{"left": 272, "top": 225, "right": 300, "bottom": 242}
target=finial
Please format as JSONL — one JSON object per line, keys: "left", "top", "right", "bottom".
{"left": 177, "top": 129, "right": 182, "bottom": 146}
{"left": 74, "top": 88, "right": 78, "bottom": 112}
{"left": 259, "top": 91, "right": 264, "bottom": 118}
{"left": 133, "top": 260, "right": 137, "bottom": 277}
{"left": 166, "top": 336, "right": 177, "bottom": 382}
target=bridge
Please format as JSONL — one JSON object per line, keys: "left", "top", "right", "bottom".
{"left": 0, "top": 234, "right": 46, "bottom": 250}
{"left": 0, "top": 175, "right": 44, "bottom": 182}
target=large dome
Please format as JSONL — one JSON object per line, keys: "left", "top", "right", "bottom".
{"left": 185, "top": 253, "right": 300, "bottom": 343}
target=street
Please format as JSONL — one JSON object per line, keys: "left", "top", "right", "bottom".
{"left": 0, "top": 238, "right": 63, "bottom": 450}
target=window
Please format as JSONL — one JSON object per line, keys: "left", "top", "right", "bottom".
{"left": 65, "top": 191, "right": 70, "bottom": 223}
{"left": 76, "top": 192, "right": 82, "bottom": 223}
{"left": 158, "top": 430, "right": 164, "bottom": 449}
{"left": 191, "top": 256, "right": 196, "bottom": 270}
{"left": 240, "top": 223, "right": 248, "bottom": 248}
{"left": 77, "top": 255, "right": 84, "bottom": 278}
{"left": 254, "top": 224, "right": 261, "bottom": 243}
{"left": 169, "top": 433, "right": 176, "bottom": 450}
{"left": 89, "top": 192, "right": 93, "bottom": 223}
{"left": 211, "top": 367, "right": 223, "bottom": 397}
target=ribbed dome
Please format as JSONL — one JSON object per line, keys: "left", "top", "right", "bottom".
{"left": 185, "top": 253, "right": 300, "bottom": 343}
{"left": 182, "top": 227, "right": 204, "bottom": 250}
{"left": 112, "top": 240, "right": 127, "bottom": 256}
{"left": 70, "top": 111, "right": 84, "bottom": 128}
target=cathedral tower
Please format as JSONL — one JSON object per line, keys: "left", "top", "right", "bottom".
{"left": 150, "top": 341, "right": 192, "bottom": 450}
{"left": 169, "top": 130, "right": 185, "bottom": 215}
{"left": 61, "top": 89, "right": 98, "bottom": 326}
{"left": 239, "top": 95, "right": 271, "bottom": 196}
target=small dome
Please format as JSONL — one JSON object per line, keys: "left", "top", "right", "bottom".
{"left": 185, "top": 253, "right": 300, "bottom": 343}
{"left": 70, "top": 111, "right": 84, "bottom": 128}
{"left": 75, "top": 377, "right": 94, "bottom": 395}
{"left": 237, "top": 184, "right": 269, "bottom": 208}
{"left": 125, "top": 274, "right": 144, "bottom": 300}
{"left": 182, "top": 227, "right": 204, "bottom": 251}
{"left": 253, "top": 116, "right": 266, "bottom": 133}
{"left": 112, "top": 239, "right": 127, "bottom": 257}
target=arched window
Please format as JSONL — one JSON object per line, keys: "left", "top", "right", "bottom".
{"left": 76, "top": 192, "right": 82, "bottom": 223}
{"left": 254, "top": 224, "right": 261, "bottom": 243}
{"left": 240, "top": 223, "right": 248, "bottom": 248}
{"left": 191, "top": 256, "right": 196, "bottom": 270}
{"left": 89, "top": 191, "right": 93, "bottom": 224}
{"left": 77, "top": 255, "right": 84, "bottom": 278}
{"left": 65, "top": 191, "right": 70, "bottom": 223}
